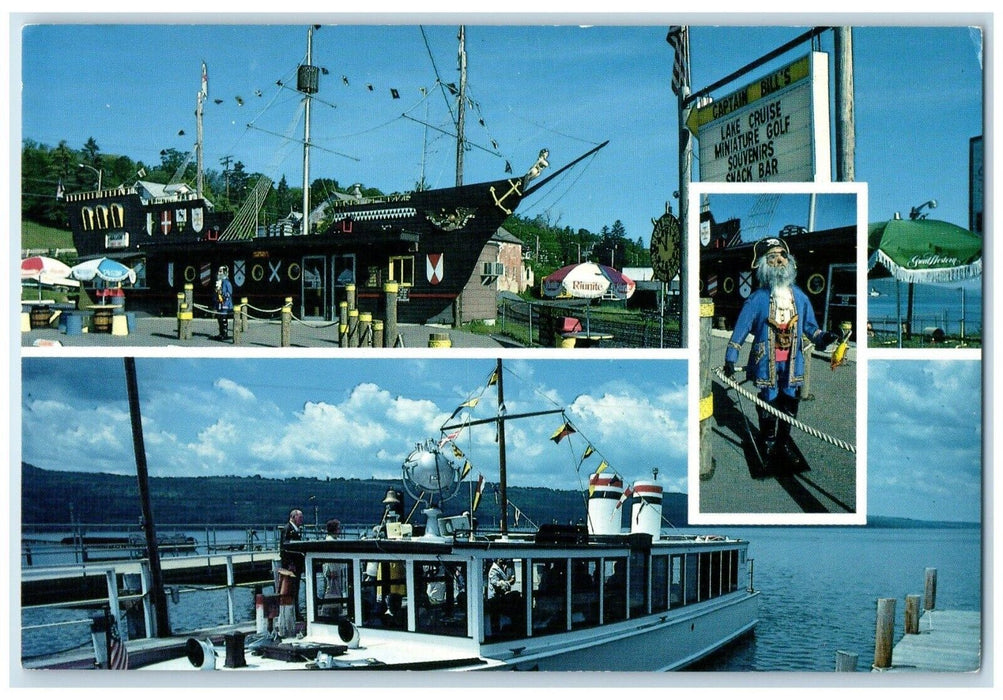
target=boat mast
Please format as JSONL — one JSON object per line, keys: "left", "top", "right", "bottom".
{"left": 455, "top": 25, "right": 467, "bottom": 187}
{"left": 300, "top": 26, "right": 319, "bottom": 234}
{"left": 496, "top": 358, "right": 508, "bottom": 537}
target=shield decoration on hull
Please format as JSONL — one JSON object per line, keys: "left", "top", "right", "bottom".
{"left": 427, "top": 253, "right": 444, "bottom": 285}
{"left": 160, "top": 210, "right": 173, "bottom": 235}
{"left": 233, "top": 260, "right": 246, "bottom": 287}
{"left": 147, "top": 212, "right": 154, "bottom": 236}
{"left": 192, "top": 207, "right": 204, "bottom": 233}
{"left": 167, "top": 262, "right": 174, "bottom": 288}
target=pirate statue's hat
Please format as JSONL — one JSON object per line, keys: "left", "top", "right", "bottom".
{"left": 751, "top": 237, "right": 790, "bottom": 268}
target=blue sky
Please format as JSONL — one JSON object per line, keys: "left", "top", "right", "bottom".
{"left": 20, "top": 357, "right": 691, "bottom": 495}
{"left": 19, "top": 356, "right": 982, "bottom": 523}
{"left": 16, "top": 21, "right": 984, "bottom": 246}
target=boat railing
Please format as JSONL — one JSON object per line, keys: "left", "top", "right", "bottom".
{"left": 21, "top": 551, "right": 282, "bottom": 649}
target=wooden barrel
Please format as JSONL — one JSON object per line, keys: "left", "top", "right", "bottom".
{"left": 428, "top": 332, "right": 451, "bottom": 348}
{"left": 93, "top": 311, "right": 112, "bottom": 334}
{"left": 29, "top": 307, "right": 51, "bottom": 329}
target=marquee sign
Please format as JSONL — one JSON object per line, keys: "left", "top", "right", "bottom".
{"left": 689, "top": 52, "right": 831, "bottom": 183}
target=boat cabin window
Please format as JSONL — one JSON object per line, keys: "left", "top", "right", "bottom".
{"left": 531, "top": 559, "right": 568, "bottom": 635}
{"left": 360, "top": 559, "right": 408, "bottom": 630}
{"left": 670, "top": 554, "right": 684, "bottom": 607}
{"left": 414, "top": 560, "right": 468, "bottom": 637}
{"left": 484, "top": 558, "right": 525, "bottom": 641}
{"left": 684, "top": 553, "right": 699, "bottom": 605}
{"left": 570, "top": 558, "right": 600, "bottom": 629}
{"left": 312, "top": 559, "right": 354, "bottom": 624}
{"left": 389, "top": 256, "right": 415, "bottom": 287}
{"left": 651, "top": 555, "right": 669, "bottom": 613}
{"left": 602, "top": 557, "right": 627, "bottom": 623}
{"left": 629, "top": 549, "right": 648, "bottom": 617}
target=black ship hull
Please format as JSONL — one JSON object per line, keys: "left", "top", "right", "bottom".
{"left": 67, "top": 176, "right": 528, "bottom": 324}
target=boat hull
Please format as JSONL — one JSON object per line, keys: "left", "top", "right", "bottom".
{"left": 493, "top": 589, "right": 759, "bottom": 671}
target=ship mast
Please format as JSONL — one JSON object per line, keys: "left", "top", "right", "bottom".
{"left": 455, "top": 25, "right": 467, "bottom": 187}
{"left": 300, "top": 26, "right": 319, "bottom": 234}
{"left": 196, "top": 62, "right": 207, "bottom": 197}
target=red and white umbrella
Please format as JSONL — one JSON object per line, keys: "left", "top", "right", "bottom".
{"left": 21, "top": 256, "right": 79, "bottom": 287}
{"left": 542, "top": 262, "right": 635, "bottom": 300}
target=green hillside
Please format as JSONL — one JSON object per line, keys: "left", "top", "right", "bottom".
{"left": 21, "top": 463, "right": 690, "bottom": 531}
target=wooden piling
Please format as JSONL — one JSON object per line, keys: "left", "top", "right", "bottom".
{"left": 373, "top": 319, "right": 384, "bottom": 348}
{"left": 835, "top": 650, "right": 858, "bottom": 672}
{"left": 239, "top": 297, "right": 248, "bottom": 332}
{"left": 905, "top": 594, "right": 921, "bottom": 634}
{"left": 184, "top": 283, "right": 193, "bottom": 314}
{"left": 358, "top": 312, "right": 372, "bottom": 348}
{"left": 873, "top": 597, "right": 896, "bottom": 669}
{"left": 924, "top": 568, "right": 937, "bottom": 610}
{"left": 699, "top": 298, "right": 715, "bottom": 480}
{"left": 339, "top": 301, "right": 348, "bottom": 347}
{"left": 176, "top": 292, "right": 185, "bottom": 316}
{"left": 383, "top": 282, "right": 398, "bottom": 348}
{"left": 177, "top": 303, "right": 192, "bottom": 341}
{"left": 232, "top": 303, "right": 243, "bottom": 345}
{"left": 281, "top": 297, "right": 292, "bottom": 347}
{"left": 345, "top": 284, "right": 356, "bottom": 314}
{"left": 347, "top": 309, "right": 359, "bottom": 347}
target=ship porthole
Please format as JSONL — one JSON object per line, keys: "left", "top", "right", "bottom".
{"left": 807, "top": 273, "right": 825, "bottom": 295}
{"left": 288, "top": 262, "right": 301, "bottom": 281}
{"left": 183, "top": 266, "right": 196, "bottom": 282}
{"left": 722, "top": 276, "right": 735, "bottom": 294}
{"left": 251, "top": 264, "right": 264, "bottom": 282}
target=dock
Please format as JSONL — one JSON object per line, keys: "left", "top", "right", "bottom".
{"left": 877, "top": 609, "right": 981, "bottom": 673}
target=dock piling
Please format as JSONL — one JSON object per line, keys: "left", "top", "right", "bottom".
{"left": 835, "top": 650, "right": 858, "bottom": 671}
{"left": 905, "top": 594, "right": 921, "bottom": 634}
{"left": 924, "top": 567, "right": 937, "bottom": 610}
{"left": 699, "top": 298, "right": 715, "bottom": 480}
{"left": 873, "top": 597, "right": 896, "bottom": 669}
{"left": 281, "top": 297, "right": 292, "bottom": 347}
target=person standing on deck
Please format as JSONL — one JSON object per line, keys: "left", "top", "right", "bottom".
{"left": 279, "top": 508, "right": 305, "bottom": 621}
{"left": 723, "top": 237, "right": 838, "bottom": 472}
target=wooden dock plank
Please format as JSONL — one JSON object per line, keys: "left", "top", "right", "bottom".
{"left": 878, "top": 610, "right": 981, "bottom": 672}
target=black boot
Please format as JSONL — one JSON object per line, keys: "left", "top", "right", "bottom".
{"left": 777, "top": 393, "right": 805, "bottom": 471}
{"left": 756, "top": 405, "right": 780, "bottom": 471}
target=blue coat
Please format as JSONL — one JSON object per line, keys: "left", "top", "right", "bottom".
{"left": 725, "top": 286, "right": 826, "bottom": 389}
{"left": 217, "top": 279, "right": 233, "bottom": 312}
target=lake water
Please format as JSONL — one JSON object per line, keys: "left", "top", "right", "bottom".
{"left": 20, "top": 526, "right": 981, "bottom": 672}
{"left": 866, "top": 278, "right": 983, "bottom": 335}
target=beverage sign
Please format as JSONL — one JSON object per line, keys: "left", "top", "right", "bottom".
{"left": 689, "top": 52, "right": 831, "bottom": 183}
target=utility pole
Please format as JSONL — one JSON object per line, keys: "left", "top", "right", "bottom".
{"left": 834, "top": 27, "right": 856, "bottom": 182}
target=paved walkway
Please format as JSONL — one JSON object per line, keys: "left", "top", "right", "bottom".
{"left": 20, "top": 311, "right": 518, "bottom": 349}
{"left": 698, "top": 329, "right": 859, "bottom": 517}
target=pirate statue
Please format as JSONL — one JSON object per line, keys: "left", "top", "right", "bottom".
{"left": 214, "top": 265, "right": 234, "bottom": 341}
{"left": 723, "top": 237, "right": 838, "bottom": 471}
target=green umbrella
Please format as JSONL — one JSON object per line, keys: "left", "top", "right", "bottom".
{"left": 868, "top": 218, "right": 982, "bottom": 283}
{"left": 867, "top": 218, "right": 982, "bottom": 346}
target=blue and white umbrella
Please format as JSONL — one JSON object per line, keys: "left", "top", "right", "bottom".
{"left": 69, "top": 257, "right": 137, "bottom": 285}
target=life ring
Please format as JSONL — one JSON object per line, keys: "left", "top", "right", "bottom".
{"left": 288, "top": 262, "right": 301, "bottom": 281}
{"left": 722, "top": 276, "right": 735, "bottom": 294}
{"left": 184, "top": 266, "right": 196, "bottom": 282}
{"left": 251, "top": 264, "right": 264, "bottom": 282}
{"left": 807, "top": 273, "right": 825, "bottom": 295}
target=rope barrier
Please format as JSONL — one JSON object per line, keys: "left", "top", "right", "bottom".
{"left": 713, "top": 366, "right": 856, "bottom": 454}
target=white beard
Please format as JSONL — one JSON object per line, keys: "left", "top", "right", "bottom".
{"left": 756, "top": 254, "right": 797, "bottom": 290}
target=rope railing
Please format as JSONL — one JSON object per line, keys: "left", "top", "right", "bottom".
{"left": 714, "top": 366, "right": 857, "bottom": 454}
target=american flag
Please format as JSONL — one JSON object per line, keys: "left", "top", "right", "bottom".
{"left": 108, "top": 618, "right": 129, "bottom": 670}
{"left": 666, "top": 26, "right": 690, "bottom": 97}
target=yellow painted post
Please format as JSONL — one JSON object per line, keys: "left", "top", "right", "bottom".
{"left": 232, "top": 302, "right": 243, "bottom": 345}
{"left": 358, "top": 312, "right": 372, "bottom": 348}
{"left": 338, "top": 301, "right": 348, "bottom": 347}
{"left": 184, "top": 283, "right": 193, "bottom": 312}
{"left": 429, "top": 332, "right": 451, "bottom": 348}
{"left": 700, "top": 298, "right": 715, "bottom": 480}
{"left": 178, "top": 303, "right": 192, "bottom": 341}
{"left": 281, "top": 297, "right": 292, "bottom": 347}
{"left": 373, "top": 319, "right": 384, "bottom": 348}
{"left": 345, "top": 284, "right": 356, "bottom": 313}
{"left": 383, "top": 282, "right": 398, "bottom": 348}
{"left": 347, "top": 309, "right": 359, "bottom": 347}
{"left": 240, "top": 297, "right": 249, "bottom": 332}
